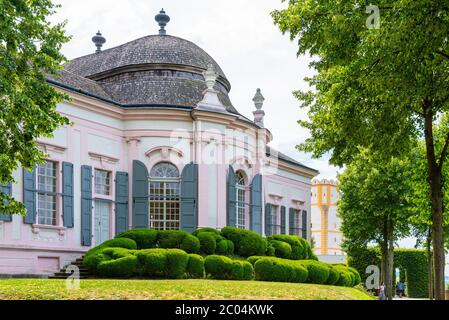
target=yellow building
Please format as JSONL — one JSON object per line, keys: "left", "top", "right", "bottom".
{"left": 311, "top": 179, "right": 346, "bottom": 263}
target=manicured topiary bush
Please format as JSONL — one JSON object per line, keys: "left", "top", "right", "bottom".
{"left": 180, "top": 234, "right": 201, "bottom": 253}
{"left": 241, "top": 261, "right": 255, "bottom": 280}
{"left": 165, "top": 249, "right": 190, "bottom": 279}
{"left": 216, "top": 239, "right": 234, "bottom": 256}
{"left": 269, "top": 240, "right": 292, "bottom": 259}
{"left": 348, "top": 267, "right": 361, "bottom": 286}
{"left": 117, "top": 229, "right": 158, "bottom": 249}
{"left": 300, "top": 260, "right": 330, "bottom": 284}
{"left": 221, "top": 227, "right": 266, "bottom": 257}
{"left": 97, "top": 255, "right": 138, "bottom": 278}
{"left": 332, "top": 265, "right": 355, "bottom": 287}
{"left": 84, "top": 238, "right": 137, "bottom": 272}
{"left": 135, "top": 249, "right": 167, "bottom": 277}
{"left": 197, "top": 232, "right": 217, "bottom": 255}
{"left": 204, "top": 255, "right": 253, "bottom": 280}
{"left": 254, "top": 257, "right": 308, "bottom": 283}
{"left": 326, "top": 266, "right": 341, "bottom": 285}
{"left": 246, "top": 256, "right": 265, "bottom": 266}
{"left": 157, "top": 230, "right": 189, "bottom": 249}
{"left": 192, "top": 228, "right": 221, "bottom": 237}
{"left": 135, "top": 248, "right": 189, "bottom": 279}
{"left": 204, "top": 255, "right": 234, "bottom": 280}
{"left": 186, "top": 254, "right": 205, "bottom": 278}
{"left": 268, "top": 235, "right": 304, "bottom": 260}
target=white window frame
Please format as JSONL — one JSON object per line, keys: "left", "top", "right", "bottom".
{"left": 94, "top": 169, "right": 111, "bottom": 196}
{"left": 149, "top": 162, "right": 181, "bottom": 231}
{"left": 36, "top": 160, "right": 58, "bottom": 226}
{"left": 270, "top": 205, "right": 281, "bottom": 235}
{"left": 236, "top": 171, "right": 246, "bottom": 229}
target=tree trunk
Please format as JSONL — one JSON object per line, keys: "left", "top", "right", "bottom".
{"left": 386, "top": 217, "right": 394, "bottom": 300}
{"left": 380, "top": 219, "right": 390, "bottom": 299}
{"left": 423, "top": 101, "right": 446, "bottom": 300}
{"left": 427, "top": 228, "right": 434, "bottom": 300}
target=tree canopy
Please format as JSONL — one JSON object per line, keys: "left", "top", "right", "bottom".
{"left": 0, "top": 0, "right": 69, "bottom": 215}
{"left": 272, "top": 0, "right": 449, "bottom": 299}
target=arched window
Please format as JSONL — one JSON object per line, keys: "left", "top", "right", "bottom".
{"left": 149, "top": 162, "right": 180, "bottom": 230}
{"left": 236, "top": 171, "right": 246, "bottom": 229}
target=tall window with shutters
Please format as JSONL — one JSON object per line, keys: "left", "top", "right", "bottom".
{"left": 149, "top": 162, "right": 180, "bottom": 230}
{"left": 36, "top": 161, "right": 57, "bottom": 226}
{"left": 270, "top": 205, "right": 281, "bottom": 235}
{"left": 235, "top": 171, "right": 246, "bottom": 229}
{"left": 290, "top": 209, "right": 302, "bottom": 236}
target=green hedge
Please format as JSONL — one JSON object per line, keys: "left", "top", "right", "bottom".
{"left": 300, "top": 260, "right": 331, "bottom": 285}
{"left": 135, "top": 249, "right": 167, "bottom": 277}
{"left": 97, "top": 255, "right": 138, "bottom": 278}
{"left": 326, "top": 266, "right": 341, "bottom": 285}
{"left": 204, "top": 255, "right": 254, "bottom": 280}
{"left": 269, "top": 240, "right": 292, "bottom": 259}
{"left": 221, "top": 227, "right": 266, "bottom": 257}
{"left": 84, "top": 238, "right": 137, "bottom": 272}
{"left": 186, "top": 254, "right": 205, "bottom": 278}
{"left": 180, "top": 234, "right": 201, "bottom": 254}
{"left": 253, "top": 257, "right": 308, "bottom": 283}
{"left": 216, "top": 239, "right": 235, "bottom": 256}
{"left": 347, "top": 246, "right": 429, "bottom": 298}
{"left": 117, "top": 229, "right": 158, "bottom": 249}
{"left": 157, "top": 230, "right": 189, "bottom": 249}
{"left": 197, "top": 232, "right": 217, "bottom": 255}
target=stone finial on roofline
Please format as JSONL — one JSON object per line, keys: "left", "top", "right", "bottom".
{"left": 92, "top": 31, "right": 106, "bottom": 53}
{"left": 155, "top": 9, "right": 170, "bottom": 35}
{"left": 195, "top": 65, "right": 228, "bottom": 113}
{"left": 253, "top": 88, "right": 265, "bottom": 127}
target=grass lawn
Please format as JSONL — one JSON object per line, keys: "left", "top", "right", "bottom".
{"left": 0, "top": 279, "right": 374, "bottom": 300}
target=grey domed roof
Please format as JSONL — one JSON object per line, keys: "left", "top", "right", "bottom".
{"left": 57, "top": 34, "right": 239, "bottom": 113}
{"left": 65, "top": 35, "right": 227, "bottom": 81}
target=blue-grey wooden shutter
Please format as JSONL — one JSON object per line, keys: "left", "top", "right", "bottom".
{"left": 0, "top": 183, "right": 12, "bottom": 222}
{"left": 62, "top": 162, "right": 74, "bottom": 228}
{"left": 227, "top": 165, "right": 237, "bottom": 227}
{"left": 281, "top": 206, "right": 286, "bottom": 235}
{"left": 81, "top": 165, "right": 93, "bottom": 246}
{"left": 115, "top": 171, "right": 129, "bottom": 236}
{"left": 289, "top": 208, "right": 295, "bottom": 235}
{"left": 180, "top": 163, "right": 198, "bottom": 232}
{"left": 250, "top": 174, "right": 263, "bottom": 235}
{"left": 302, "top": 210, "right": 308, "bottom": 239}
{"left": 265, "top": 203, "right": 272, "bottom": 236}
{"left": 23, "top": 168, "right": 36, "bottom": 224}
{"left": 132, "top": 160, "right": 149, "bottom": 229}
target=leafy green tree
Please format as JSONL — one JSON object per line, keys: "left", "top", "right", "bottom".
{"left": 0, "top": 0, "right": 69, "bottom": 215}
{"left": 273, "top": 0, "right": 449, "bottom": 299}
{"left": 338, "top": 151, "right": 412, "bottom": 299}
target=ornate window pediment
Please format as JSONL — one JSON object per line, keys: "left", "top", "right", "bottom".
{"left": 145, "top": 146, "right": 184, "bottom": 161}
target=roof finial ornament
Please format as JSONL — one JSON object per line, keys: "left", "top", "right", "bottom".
{"left": 155, "top": 9, "right": 170, "bottom": 35}
{"left": 92, "top": 31, "right": 106, "bottom": 53}
{"left": 253, "top": 88, "right": 266, "bottom": 127}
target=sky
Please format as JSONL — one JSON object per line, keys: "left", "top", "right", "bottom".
{"left": 51, "top": 0, "right": 341, "bottom": 180}
{"left": 49, "top": 1, "right": 442, "bottom": 255}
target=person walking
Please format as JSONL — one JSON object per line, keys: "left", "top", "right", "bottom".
{"left": 397, "top": 282, "right": 405, "bottom": 298}
{"left": 379, "top": 283, "right": 386, "bottom": 300}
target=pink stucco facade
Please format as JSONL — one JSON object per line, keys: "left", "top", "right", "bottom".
{"left": 0, "top": 91, "right": 317, "bottom": 276}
